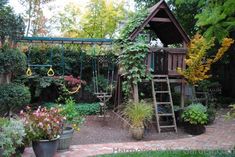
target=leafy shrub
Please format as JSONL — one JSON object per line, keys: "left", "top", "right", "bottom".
{"left": 0, "top": 118, "right": 25, "bottom": 157}
{"left": 76, "top": 103, "right": 100, "bottom": 115}
{"left": 44, "top": 102, "right": 100, "bottom": 116}
{"left": 58, "top": 98, "right": 84, "bottom": 131}
{"left": 0, "top": 48, "right": 26, "bottom": 75}
{"left": 182, "top": 103, "right": 208, "bottom": 125}
{"left": 0, "top": 83, "right": 31, "bottom": 116}
{"left": 124, "top": 101, "right": 153, "bottom": 128}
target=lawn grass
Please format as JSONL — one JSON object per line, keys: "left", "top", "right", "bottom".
{"left": 98, "top": 150, "right": 234, "bottom": 157}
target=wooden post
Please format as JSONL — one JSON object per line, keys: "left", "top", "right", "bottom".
{"left": 133, "top": 84, "right": 139, "bottom": 103}
{"left": 180, "top": 79, "right": 185, "bottom": 108}
{"left": 181, "top": 41, "right": 187, "bottom": 108}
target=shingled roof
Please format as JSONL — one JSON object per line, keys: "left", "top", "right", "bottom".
{"left": 129, "top": 0, "right": 190, "bottom": 45}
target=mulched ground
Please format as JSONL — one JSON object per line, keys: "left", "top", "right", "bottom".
{"left": 72, "top": 111, "right": 191, "bottom": 145}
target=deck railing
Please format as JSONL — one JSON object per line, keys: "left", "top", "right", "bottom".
{"left": 147, "top": 47, "right": 187, "bottom": 76}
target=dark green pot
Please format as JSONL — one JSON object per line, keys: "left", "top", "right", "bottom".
{"left": 58, "top": 127, "right": 74, "bottom": 150}
{"left": 184, "top": 123, "right": 206, "bottom": 135}
{"left": 32, "top": 137, "right": 59, "bottom": 157}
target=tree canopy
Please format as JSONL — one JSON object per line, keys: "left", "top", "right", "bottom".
{"left": 58, "top": 0, "right": 127, "bottom": 38}
{"left": 0, "top": 1, "right": 24, "bottom": 44}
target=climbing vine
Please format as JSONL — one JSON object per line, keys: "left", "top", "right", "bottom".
{"left": 119, "top": 41, "right": 151, "bottom": 102}
{"left": 177, "top": 33, "right": 234, "bottom": 85}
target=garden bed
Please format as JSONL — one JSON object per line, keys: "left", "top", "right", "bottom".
{"left": 71, "top": 111, "right": 190, "bottom": 145}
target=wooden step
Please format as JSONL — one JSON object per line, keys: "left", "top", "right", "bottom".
{"left": 159, "top": 125, "right": 176, "bottom": 128}
{"left": 158, "top": 113, "right": 173, "bottom": 116}
{"left": 156, "top": 102, "right": 171, "bottom": 105}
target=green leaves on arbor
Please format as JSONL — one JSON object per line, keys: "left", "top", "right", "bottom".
{"left": 120, "top": 42, "right": 151, "bottom": 96}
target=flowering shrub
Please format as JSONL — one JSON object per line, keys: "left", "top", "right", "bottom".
{"left": 20, "top": 106, "right": 64, "bottom": 141}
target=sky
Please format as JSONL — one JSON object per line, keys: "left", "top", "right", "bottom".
{"left": 9, "top": 0, "right": 135, "bottom": 36}
{"left": 9, "top": 0, "right": 135, "bottom": 18}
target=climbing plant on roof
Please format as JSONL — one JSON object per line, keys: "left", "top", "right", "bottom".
{"left": 120, "top": 9, "right": 149, "bottom": 41}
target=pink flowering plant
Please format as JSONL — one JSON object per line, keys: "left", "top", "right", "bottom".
{"left": 20, "top": 106, "right": 64, "bottom": 141}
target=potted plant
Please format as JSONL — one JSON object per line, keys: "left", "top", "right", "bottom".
{"left": 124, "top": 101, "right": 153, "bottom": 140}
{"left": 20, "top": 106, "right": 64, "bottom": 157}
{"left": 181, "top": 103, "right": 208, "bottom": 135}
{"left": 0, "top": 118, "right": 26, "bottom": 157}
{"left": 57, "top": 98, "right": 84, "bottom": 150}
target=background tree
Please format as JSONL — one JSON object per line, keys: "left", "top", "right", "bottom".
{"left": 134, "top": 0, "right": 160, "bottom": 9}
{"left": 0, "top": 0, "right": 8, "bottom": 8}
{"left": 0, "top": 0, "right": 25, "bottom": 45}
{"left": 176, "top": 0, "right": 235, "bottom": 41}
{"left": 58, "top": 0, "right": 127, "bottom": 38}
{"left": 134, "top": 0, "right": 200, "bottom": 37}
{"left": 19, "top": 0, "right": 54, "bottom": 36}
{"left": 57, "top": 2, "right": 81, "bottom": 38}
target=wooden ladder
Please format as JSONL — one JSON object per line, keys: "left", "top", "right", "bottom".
{"left": 151, "top": 75, "right": 177, "bottom": 133}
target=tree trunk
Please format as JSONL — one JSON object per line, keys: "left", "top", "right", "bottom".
{"left": 0, "top": 73, "right": 11, "bottom": 84}
{"left": 26, "top": 1, "right": 32, "bottom": 36}
{"left": 133, "top": 84, "right": 139, "bottom": 103}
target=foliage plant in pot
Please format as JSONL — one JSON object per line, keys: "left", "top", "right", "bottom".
{"left": 20, "top": 106, "right": 64, "bottom": 157}
{"left": 124, "top": 101, "right": 153, "bottom": 140}
{"left": 57, "top": 98, "right": 84, "bottom": 150}
{"left": 181, "top": 103, "right": 208, "bottom": 135}
{"left": 0, "top": 117, "right": 26, "bottom": 157}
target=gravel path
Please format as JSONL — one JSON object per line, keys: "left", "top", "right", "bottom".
{"left": 72, "top": 111, "right": 190, "bottom": 145}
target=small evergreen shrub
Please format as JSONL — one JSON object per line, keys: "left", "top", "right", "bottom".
{"left": 0, "top": 83, "right": 31, "bottom": 115}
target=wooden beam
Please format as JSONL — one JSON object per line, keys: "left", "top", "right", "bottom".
{"left": 151, "top": 17, "right": 171, "bottom": 22}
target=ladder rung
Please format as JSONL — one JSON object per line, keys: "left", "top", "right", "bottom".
{"left": 153, "top": 79, "right": 167, "bottom": 82}
{"left": 160, "top": 125, "right": 176, "bottom": 128}
{"left": 155, "top": 91, "right": 169, "bottom": 94}
{"left": 156, "top": 102, "right": 171, "bottom": 105}
{"left": 158, "top": 113, "right": 173, "bottom": 116}
{"left": 153, "top": 75, "right": 168, "bottom": 78}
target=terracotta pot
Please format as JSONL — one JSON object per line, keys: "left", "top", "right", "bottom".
{"left": 184, "top": 123, "right": 206, "bottom": 135}
{"left": 130, "top": 127, "right": 144, "bottom": 140}
{"left": 32, "top": 136, "right": 59, "bottom": 157}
